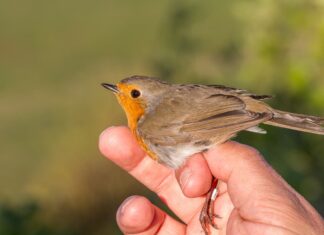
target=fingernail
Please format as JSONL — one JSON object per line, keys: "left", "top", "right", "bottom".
{"left": 99, "top": 130, "right": 107, "bottom": 141}
{"left": 180, "top": 168, "right": 192, "bottom": 190}
{"left": 117, "top": 195, "right": 137, "bottom": 217}
{"left": 99, "top": 126, "right": 115, "bottom": 140}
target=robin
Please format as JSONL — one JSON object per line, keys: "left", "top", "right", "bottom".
{"left": 102, "top": 75, "right": 324, "bottom": 234}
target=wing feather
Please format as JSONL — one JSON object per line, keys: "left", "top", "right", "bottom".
{"left": 138, "top": 86, "right": 273, "bottom": 147}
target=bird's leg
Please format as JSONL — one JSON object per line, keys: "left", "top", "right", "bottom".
{"left": 199, "top": 178, "right": 220, "bottom": 235}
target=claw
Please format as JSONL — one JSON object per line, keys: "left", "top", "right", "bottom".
{"left": 199, "top": 179, "right": 220, "bottom": 234}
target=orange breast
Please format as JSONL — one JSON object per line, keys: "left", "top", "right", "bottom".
{"left": 116, "top": 94, "right": 144, "bottom": 131}
{"left": 116, "top": 83, "right": 158, "bottom": 161}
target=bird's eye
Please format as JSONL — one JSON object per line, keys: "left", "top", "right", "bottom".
{"left": 130, "top": 89, "right": 141, "bottom": 98}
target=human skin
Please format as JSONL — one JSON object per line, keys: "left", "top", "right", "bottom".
{"left": 99, "top": 126, "right": 324, "bottom": 235}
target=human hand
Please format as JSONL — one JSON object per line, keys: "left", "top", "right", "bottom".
{"left": 99, "top": 126, "right": 324, "bottom": 235}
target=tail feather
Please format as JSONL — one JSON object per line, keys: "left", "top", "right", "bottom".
{"left": 264, "top": 110, "right": 324, "bottom": 135}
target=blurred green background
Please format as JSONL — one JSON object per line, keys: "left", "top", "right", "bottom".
{"left": 0, "top": 0, "right": 323, "bottom": 234}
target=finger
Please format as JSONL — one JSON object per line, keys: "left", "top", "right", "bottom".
{"left": 117, "top": 195, "right": 186, "bottom": 235}
{"left": 203, "top": 142, "right": 276, "bottom": 204}
{"left": 203, "top": 141, "right": 299, "bottom": 218}
{"left": 99, "top": 126, "right": 204, "bottom": 222}
{"left": 99, "top": 126, "right": 146, "bottom": 170}
{"left": 175, "top": 153, "right": 212, "bottom": 198}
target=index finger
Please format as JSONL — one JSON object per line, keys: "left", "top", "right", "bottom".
{"left": 99, "top": 126, "right": 204, "bottom": 223}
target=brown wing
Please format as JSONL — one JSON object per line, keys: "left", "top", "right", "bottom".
{"left": 138, "top": 85, "right": 273, "bottom": 147}
{"left": 181, "top": 94, "right": 272, "bottom": 133}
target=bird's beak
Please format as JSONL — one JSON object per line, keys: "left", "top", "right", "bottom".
{"left": 101, "top": 83, "right": 119, "bottom": 93}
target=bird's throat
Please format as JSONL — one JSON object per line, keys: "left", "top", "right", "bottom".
{"left": 116, "top": 95, "right": 145, "bottom": 132}
{"left": 116, "top": 94, "right": 158, "bottom": 161}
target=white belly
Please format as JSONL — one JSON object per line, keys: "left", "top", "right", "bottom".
{"left": 148, "top": 143, "right": 211, "bottom": 168}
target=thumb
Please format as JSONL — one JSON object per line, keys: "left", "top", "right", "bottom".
{"left": 203, "top": 143, "right": 324, "bottom": 235}
{"left": 203, "top": 141, "right": 292, "bottom": 210}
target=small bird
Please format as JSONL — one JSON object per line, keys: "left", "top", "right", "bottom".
{"left": 102, "top": 75, "right": 324, "bottom": 234}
